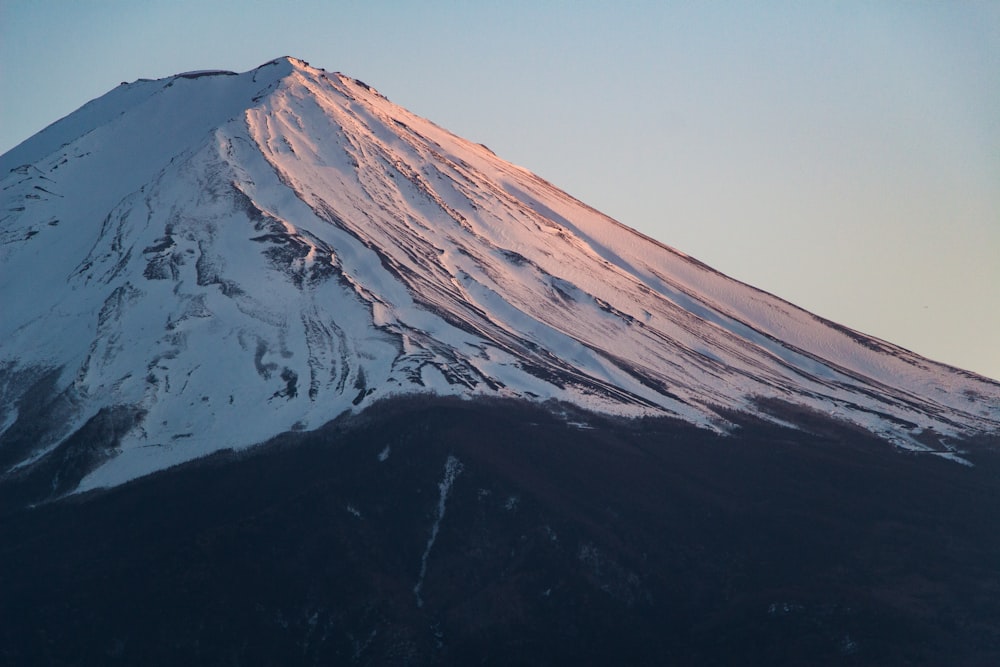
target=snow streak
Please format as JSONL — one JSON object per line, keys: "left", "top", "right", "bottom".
{"left": 413, "top": 455, "right": 463, "bottom": 608}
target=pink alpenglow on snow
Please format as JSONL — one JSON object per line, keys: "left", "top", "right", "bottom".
{"left": 1, "top": 58, "right": 998, "bottom": 493}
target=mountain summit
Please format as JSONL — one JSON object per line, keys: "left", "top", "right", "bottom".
{"left": 1, "top": 57, "right": 997, "bottom": 495}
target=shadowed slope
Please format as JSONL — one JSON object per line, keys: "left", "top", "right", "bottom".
{"left": 2, "top": 397, "right": 999, "bottom": 666}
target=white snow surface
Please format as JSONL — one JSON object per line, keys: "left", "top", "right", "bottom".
{"left": 1, "top": 57, "right": 998, "bottom": 492}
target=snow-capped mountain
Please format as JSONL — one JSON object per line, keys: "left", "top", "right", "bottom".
{"left": 2, "top": 56, "right": 997, "bottom": 494}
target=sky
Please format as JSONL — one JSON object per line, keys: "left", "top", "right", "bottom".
{"left": 1, "top": 1, "right": 998, "bottom": 381}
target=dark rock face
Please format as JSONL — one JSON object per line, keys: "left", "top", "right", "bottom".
{"left": 2, "top": 397, "right": 999, "bottom": 666}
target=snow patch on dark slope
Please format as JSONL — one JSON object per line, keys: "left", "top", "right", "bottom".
{"left": 1, "top": 56, "right": 998, "bottom": 495}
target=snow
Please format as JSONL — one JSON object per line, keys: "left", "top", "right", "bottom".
{"left": 1, "top": 56, "right": 998, "bottom": 494}
{"left": 929, "top": 451, "right": 974, "bottom": 467}
{"left": 413, "top": 455, "right": 462, "bottom": 607}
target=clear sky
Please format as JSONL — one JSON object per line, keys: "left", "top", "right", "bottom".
{"left": 2, "top": 1, "right": 998, "bottom": 381}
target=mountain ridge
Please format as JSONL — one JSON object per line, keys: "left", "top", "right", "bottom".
{"left": 1, "top": 56, "right": 997, "bottom": 497}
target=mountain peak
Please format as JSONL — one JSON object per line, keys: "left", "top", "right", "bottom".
{"left": 253, "top": 55, "right": 310, "bottom": 77}
{"left": 1, "top": 58, "right": 998, "bottom": 496}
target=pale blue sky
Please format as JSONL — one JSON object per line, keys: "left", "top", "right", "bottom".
{"left": 2, "top": 1, "right": 998, "bottom": 380}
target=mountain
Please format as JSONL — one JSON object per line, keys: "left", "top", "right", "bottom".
{"left": 1, "top": 57, "right": 997, "bottom": 500}
{"left": 2, "top": 58, "right": 1000, "bottom": 665}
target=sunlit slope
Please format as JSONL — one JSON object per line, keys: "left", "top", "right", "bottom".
{"left": 2, "top": 57, "right": 997, "bottom": 492}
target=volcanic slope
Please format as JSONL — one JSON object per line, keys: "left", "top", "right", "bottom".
{"left": 1, "top": 57, "right": 998, "bottom": 494}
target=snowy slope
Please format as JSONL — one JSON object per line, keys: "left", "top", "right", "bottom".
{"left": 2, "top": 57, "right": 998, "bottom": 493}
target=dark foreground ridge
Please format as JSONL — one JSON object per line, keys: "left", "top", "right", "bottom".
{"left": 2, "top": 396, "right": 999, "bottom": 666}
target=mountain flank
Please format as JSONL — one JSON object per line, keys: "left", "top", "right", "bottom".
{"left": 1, "top": 57, "right": 999, "bottom": 665}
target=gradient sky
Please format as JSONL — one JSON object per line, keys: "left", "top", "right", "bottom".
{"left": 2, "top": 1, "right": 998, "bottom": 381}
